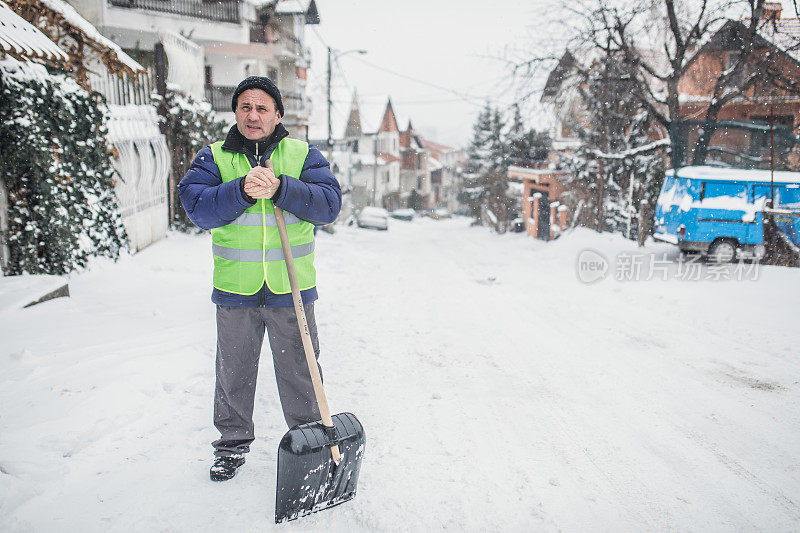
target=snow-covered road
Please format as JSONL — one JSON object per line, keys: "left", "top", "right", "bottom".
{"left": 2, "top": 218, "right": 799, "bottom": 531}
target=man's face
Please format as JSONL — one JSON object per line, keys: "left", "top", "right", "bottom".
{"left": 235, "top": 88, "right": 281, "bottom": 141}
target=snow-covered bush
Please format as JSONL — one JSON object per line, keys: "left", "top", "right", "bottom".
{"left": 0, "top": 62, "right": 127, "bottom": 275}
{"left": 152, "top": 85, "right": 226, "bottom": 231}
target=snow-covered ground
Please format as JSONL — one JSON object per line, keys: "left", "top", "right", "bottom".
{"left": 2, "top": 218, "right": 799, "bottom": 531}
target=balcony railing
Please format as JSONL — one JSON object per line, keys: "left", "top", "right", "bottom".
{"left": 89, "top": 71, "right": 152, "bottom": 106}
{"left": 108, "top": 0, "right": 240, "bottom": 24}
{"left": 206, "top": 85, "right": 309, "bottom": 117}
{"left": 205, "top": 84, "right": 236, "bottom": 112}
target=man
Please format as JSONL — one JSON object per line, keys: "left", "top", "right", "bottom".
{"left": 178, "top": 76, "right": 341, "bottom": 482}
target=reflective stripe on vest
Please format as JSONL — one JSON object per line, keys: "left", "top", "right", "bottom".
{"left": 212, "top": 241, "right": 314, "bottom": 262}
{"left": 228, "top": 211, "right": 303, "bottom": 226}
{"left": 208, "top": 137, "right": 314, "bottom": 296}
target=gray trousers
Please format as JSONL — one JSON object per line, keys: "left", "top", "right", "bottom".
{"left": 212, "top": 303, "right": 322, "bottom": 457}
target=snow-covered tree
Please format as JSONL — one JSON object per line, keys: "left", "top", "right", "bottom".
{"left": 483, "top": 107, "right": 513, "bottom": 233}
{"left": 461, "top": 103, "right": 552, "bottom": 233}
{"left": 0, "top": 66, "right": 127, "bottom": 275}
{"left": 561, "top": 52, "right": 666, "bottom": 238}
{"left": 459, "top": 104, "right": 493, "bottom": 224}
{"left": 152, "top": 85, "right": 226, "bottom": 231}
{"left": 506, "top": 104, "right": 551, "bottom": 164}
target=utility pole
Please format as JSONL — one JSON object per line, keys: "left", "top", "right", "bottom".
{"left": 373, "top": 136, "right": 378, "bottom": 206}
{"left": 326, "top": 46, "right": 332, "bottom": 162}
{"left": 325, "top": 48, "right": 367, "bottom": 164}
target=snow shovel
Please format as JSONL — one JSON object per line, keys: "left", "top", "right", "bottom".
{"left": 271, "top": 194, "right": 365, "bottom": 523}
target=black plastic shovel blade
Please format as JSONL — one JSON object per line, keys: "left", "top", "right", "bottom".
{"left": 275, "top": 412, "right": 365, "bottom": 523}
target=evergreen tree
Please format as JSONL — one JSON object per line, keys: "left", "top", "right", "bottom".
{"left": 506, "top": 104, "right": 551, "bottom": 164}
{"left": 483, "top": 107, "right": 512, "bottom": 233}
{"left": 0, "top": 65, "right": 127, "bottom": 275}
{"left": 459, "top": 103, "right": 493, "bottom": 224}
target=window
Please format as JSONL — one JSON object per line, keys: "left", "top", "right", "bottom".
{"left": 703, "top": 181, "right": 747, "bottom": 201}
{"left": 755, "top": 184, "right": 800, "bottom": 208}
{"left": 778, "top": 185, "right": 800, "bottom": 208}
{"left": 748, "top": 115, "right": 795, "bottom": 153}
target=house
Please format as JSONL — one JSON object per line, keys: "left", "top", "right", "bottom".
{"left": 422, "top": 138, "right": 462, "bottom": 212}
{"left": 6, "top": 0, "right": 171, "bottom": 252}
{"left": 329, "top": 92, "right": 461, "bottom": 215}
{"left": 676, "top": 3, "right": 800, "bottom": 169}
{"left": 62, "top": 0, "right": 318, "bottom": 138}
{"left": 330, "top": 94, "right": 401, "bottom": 212}
{"left": 398, "top": 120, "right": 432, "bottom": 209}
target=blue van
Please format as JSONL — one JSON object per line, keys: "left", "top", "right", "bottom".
{"left": 653, "top": 166, "right": 800, "bottom": 262}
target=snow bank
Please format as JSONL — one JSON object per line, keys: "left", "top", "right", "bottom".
{"left": 0, "top": 274, "right": 68, "bottom": 311}
{"left": 1, "top": 223, "right": 799, "bottom": 531}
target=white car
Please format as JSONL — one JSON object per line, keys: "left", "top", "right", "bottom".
{"left": 357, "top": 207, "right": 389, "bottom": 230}
{"left": 389, "top": 208, "right": 415, "bottom": 221}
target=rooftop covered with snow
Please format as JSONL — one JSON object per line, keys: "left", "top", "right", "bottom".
{"left": 0, "top": 1, "right": 69, "bottom": 64}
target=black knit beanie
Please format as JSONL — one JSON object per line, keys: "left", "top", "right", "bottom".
{"left": 231, "top": 76, "right": 284, "bottom": 116}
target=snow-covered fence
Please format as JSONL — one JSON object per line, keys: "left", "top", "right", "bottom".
{"left": 106, "top": 105, "right": 170, "bottom": 251}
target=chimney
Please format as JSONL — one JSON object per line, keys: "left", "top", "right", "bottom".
{"left": 762, "top": 2, "right": 782, "bottom": 20}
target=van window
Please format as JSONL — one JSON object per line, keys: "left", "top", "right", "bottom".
{"left": 778, "top": 185, "right": 800, "bottom": 209}
{"left": 700, "top": 181, "right": 749, "bottom": 209}
{"left": 703, "top": 181, "right": 747, "bottom": 200}
{"left": 753, "top": 185, "right": 771, "bottom": 203}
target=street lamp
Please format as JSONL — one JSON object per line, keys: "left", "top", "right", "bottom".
{"left": 327, "top": 47, "right": 367, "bottom": 161}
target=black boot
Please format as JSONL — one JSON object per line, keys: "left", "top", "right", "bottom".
{"left": 210, "top": 455, "right": 245, "bottom": 482}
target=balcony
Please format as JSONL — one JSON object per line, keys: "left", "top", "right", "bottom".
{"left": 282, "top": 92, "right": 308, "bottom": 116}
{"left": 205, "top": 85, "right": 309, "bottom": 118}
{"left": 205, "top": 84, "right": 236, "bottom": 112}
{"left": 108, "top": 0, "right": 241, "bottom": 24}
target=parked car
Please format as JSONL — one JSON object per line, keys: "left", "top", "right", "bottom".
{"left": 357, "top": 206, "right": 389, "bottom": 230}
{"left": 427, "top": 207, "right": 452, "bottom": 220}
{"left": 390, "top": 208, "right": 415, "bottom": 221}
{"left": 653, "top": 166, "right": 800, "bottom": 262}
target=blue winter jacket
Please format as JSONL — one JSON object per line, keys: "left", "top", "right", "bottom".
{"left": 178, "top": 124, "right": 342, "bottom": 308}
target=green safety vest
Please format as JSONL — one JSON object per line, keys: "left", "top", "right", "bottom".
{"left": 209, "top": 138, "right": 315, "bottom": 295}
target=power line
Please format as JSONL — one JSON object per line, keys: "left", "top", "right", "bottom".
{"left": 349, "top": 56, "right": 486, "bottom": 107}
{"left": 309, "top": 26, "right": 491, "bottom": 108}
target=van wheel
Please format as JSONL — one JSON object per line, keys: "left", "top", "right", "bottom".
{"left": 708, "top": 239, "right": 737, "bottom": 263}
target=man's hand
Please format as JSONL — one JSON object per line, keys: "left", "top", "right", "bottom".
{"left": 243, "top": 163, "right": 280, "bottom": 199}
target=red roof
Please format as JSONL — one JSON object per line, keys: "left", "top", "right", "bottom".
{"left": 378, "top": 98, "right": 399, "bottom": 132}
{"left": 377, "top": 152, "right": 400, "bottom": 163}
{"left": 422, "top": 139, "right": 454, "bottom": 153}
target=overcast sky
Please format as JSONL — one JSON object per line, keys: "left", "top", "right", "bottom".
{"left": 305, "top": 0, "right": 557, "bottom": 149}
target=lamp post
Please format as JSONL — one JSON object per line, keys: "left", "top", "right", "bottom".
{"left": 326, "top": 47, "right": 366, "bottom": 161}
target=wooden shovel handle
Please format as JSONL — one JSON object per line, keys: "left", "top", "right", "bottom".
{"left": 269, "top": 167, "right": 341, "bottom": 464}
